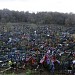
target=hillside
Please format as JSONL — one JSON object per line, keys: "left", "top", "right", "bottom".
{"left": 0, "top": 23, "right": 75, "bottom": 33}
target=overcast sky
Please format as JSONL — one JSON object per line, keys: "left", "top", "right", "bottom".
{"left": 0, "top": 0, "right": 75, "bottom": 13}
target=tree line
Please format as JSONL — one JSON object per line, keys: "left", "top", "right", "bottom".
{"left": 0, "top": 9, "right": 75, "bottom": 26}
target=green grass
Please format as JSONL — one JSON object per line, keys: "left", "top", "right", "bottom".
{"left": 0, "top": 73, "right": 26, "bottom": 75}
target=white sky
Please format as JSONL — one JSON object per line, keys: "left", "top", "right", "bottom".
{"left": 0, "top": 0, "right": 75, "bottom": 13}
